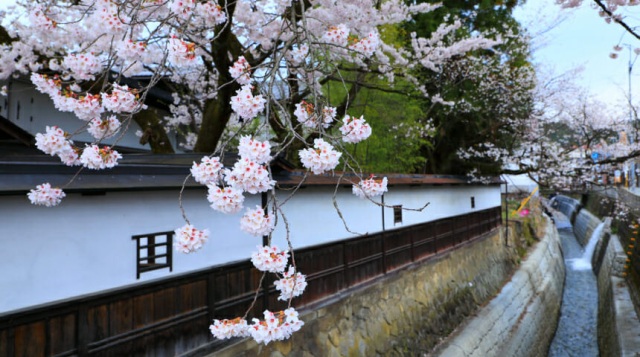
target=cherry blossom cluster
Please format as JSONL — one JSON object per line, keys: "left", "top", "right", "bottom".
{"left": 198, "top": 2, "right": 227, "bottom": 27}
{"left": 79, "top": 145, "right": 122, "bottom": 170}
{"left": 191, "top": 137, "right": 273, "bottom": 216}
{"left": 287, "top": 44, "right": 309, "bottom": 65}
{"left": 27, "top": 183, "right": 66, "bottom": 207}
{"left": 207, "top": 185, "right": 245, "bottom": 214}
{"left": 101, "top": 84, "right": 144, "bottom": 114}
{"left": 339, "top": 115, "right": 372, "bottom": 143}
{"left": 74, "top": 94, "right": 104, "bottom": 121}
{"left": 323, "top": 24, "right": 350, "bottom": 47}
{"left": 87, "top": 116, "right": 121, "bottom": 140}
{"left": 167, "top": 37, "right": 198, "bottom": 67}
{"left": 294, "top": 101, "right": 336, "bottom": 129}
{"left": 348, "top": 32, "right": 381, "bottom": 57}
{"left": 210, "top": 308, "right": 304, "bottom": 345}
{"left": 190, "top": 156, "right": 223, "bottom": 185}
{"left": 274, "top": 266, "right": 308, "bottom": 301}
{"left": 353, "top": 177, "right": 388, "bottom": 199}
{"left": 229, "top": 56, "right": 252, "bottom": 85}
{"left": 230, "top": 85, "right": 266, "bottom": 121}
{"left": 246, "top": 308, "right": 304, "bottom": 345}
{"left": 174, "top": 224, "right": 210, "bottom": 254}
{"left": 240, "top": 205, "right": 275, "bottom": 237}
{"left": 237, "top": 136, "right": 272, "bottom": 164}
{"left": 209, "top": 317, "right": 250, "bottom": 339}
{"left": 62, "top": 53, "right": 103, "bottom": 81}
{"left": 168, "top": 0, "right": 196, "bottom": 19}
{"left": 35, "top": 126, "right": 74, "bottom": 159}
{"left": 225, "top": 158, "right": 275, "bottom": 194}
{"left": 299, "top": 138, "right": 342, "bottom": 174}
{"left": 251, "top": 245, "right": 289, "bottom": 273}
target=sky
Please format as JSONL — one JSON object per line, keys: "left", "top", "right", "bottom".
{"left": 514, "top": 0, "right": 639, "bottom": 109}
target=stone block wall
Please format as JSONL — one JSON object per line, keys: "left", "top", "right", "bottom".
{"left": 433, "top": 216, "right": 564, "bottom": 357}
{"left": 209, "top": 227, "right": 522, "bottom": 357}
{"left": 597, "top": 233, "right": 640, "bottom": 356}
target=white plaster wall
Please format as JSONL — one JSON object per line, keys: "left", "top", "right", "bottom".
{"left": 0, "top": 189, "right": 259, "bottom": 313}
{"left": 0, "top": 184, "right": 500, "bottom": 313}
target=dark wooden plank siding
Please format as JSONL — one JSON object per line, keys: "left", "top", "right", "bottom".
{"left": 0, "top": 206, "right": 501, "bottom": 356}
{"left": 49, "top": 313, "right": 77, "bottom": 356}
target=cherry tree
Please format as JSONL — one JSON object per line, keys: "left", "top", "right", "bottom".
{"left": 0, "top": 0, "right": 502, "bottom": 344}
{"left": 459, "top": 61, "right": 637, "bottom": 191}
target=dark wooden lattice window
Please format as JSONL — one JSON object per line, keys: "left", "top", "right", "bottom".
{"left": 132, "top": 231, "right": 173, "bottom": 279}
{"left": 393, "top": 205, "right": 403, "bottom": 224}
{"left": 471, "top": 196, "right": 476, "bottom": 209}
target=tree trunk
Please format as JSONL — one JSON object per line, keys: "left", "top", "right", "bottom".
{"left": 133, "top": 109, "right": 175, "bottom": 154}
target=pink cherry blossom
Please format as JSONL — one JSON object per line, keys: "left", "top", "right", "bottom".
{"left": 349, "top": 31, "right": 380, "bottom": 57}
{"left": 339, "top": 115, "right": 372, "bottom": 143}
{"left": 35, "top": 126, "right": 72, "bottom": 156}
{"left": 230, "top": 85, "right": 266, "bottom": 120}
{"left": 238, "top": 136, "right": 271, "bottom": 164}
{"left": 294, "top": 101, "right": 336, "bottom": 129}
{"left": 62, "top": 53, "right": 103, "bottom": 81}
{"left": 274, "top": 266, "right": 307, "bottom": 301}
{"left": 225, "top": 158, "right": 275, "bottom": 194}
{"left": 196, "top": 2, "right": 227, "bottom": 27}
{"left": 240, "top": 205, "right": 275, "bottom": 237}
{"left": 287, "top": 44, "right": 309, "bottom": 65}
{"left": 247, "top": 309, "right": 304, "bottom": 345}
{"left": 299, "top": 138, "right": 342, "bottom": 174}
{"left": 28, "top": 5, "right": 56, "bottom": 31}
{"left": 167, "top": 37, "right": 198, "bottom": 67}
{"left": 27, "top": 183, "right": 66, "bottom": 207}
{"left": 101, "top": 84, "right": 143, "bottom": 113}
{"left": 191, "top": 156, "right": 223, "bottom": 185}
{"left": 209, "top": 317, "right": 250, "bottom": 340}
{"left": 168, "top": 0, "right": 197, "bottom": 19}
{"left": 250, "top": 245, "right": 289, "bottom": 273}
{"left": 73, "top": 94, "right": 104, "bottom": 121}
{"left": 207, "top": 185, "right": 244, "bottom": 213}
{"left": 229, "top": 56, "right": 252, "bottom": 85}
{"left": 173, "top": 224, "right": 209, "bottom": 253}
{"left": 79, "top": 145, "right": 122, "bottom": 170}
{"left": 87, "top": 116, "right": 121, "bottom": 139}
{"left": 352, "top": 176, "right": 388, "bottom": 199}
{"left": 322, "top": 24, "right": 349, "bottom": 47}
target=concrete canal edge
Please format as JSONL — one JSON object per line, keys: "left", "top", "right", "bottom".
{"left": 432, "top": 215, "right": 565, "bottom": 357}
{"left": 595, "top": 232, "right": 640, "bottom": 356}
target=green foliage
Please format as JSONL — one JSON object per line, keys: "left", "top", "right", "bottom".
{"left": 400, "top": 0, "right": 534, "bottom": 175}
{"left": 325, "top": 73, "right": 430, "bottom": 173}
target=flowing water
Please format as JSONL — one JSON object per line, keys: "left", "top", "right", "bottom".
{"left": 547, "top": 213, "right": 599, "bottom": 357}
{"left": 571, "top": 222, "right": 606, "bottom": 271}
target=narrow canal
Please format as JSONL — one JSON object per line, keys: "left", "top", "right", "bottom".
{"left": 547, "top": 213, "right": 599, "bottom": 357}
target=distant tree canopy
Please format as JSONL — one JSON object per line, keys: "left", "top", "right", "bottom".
{"left": 339, "top": 0, "right": 535, "bottom": 175}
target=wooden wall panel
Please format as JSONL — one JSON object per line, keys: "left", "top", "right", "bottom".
{"left": 14, "top": 322, "right": 45, "bottom": 357}
{"left": 108, "top": 299, "right": 132, "bottom": 336}
{"left": 49, "top": 313, "right": 77, "bottom": 356}
{"left": 132, "top": 294, "right": 154, "bottom": 329}
{"left": 86, "top": 305, "right": 108, "bottom": 343}
{"left": 153, "top": 287, "right": 176, "bottom": 322}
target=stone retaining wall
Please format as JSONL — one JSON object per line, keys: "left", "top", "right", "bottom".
{"left": 432, "top": 216, "right": 564, "bottom": 357}
{"left": 208, "top": 227, "right": 521, "bottom": 356}
{"left": 596, "top": 233, "right": 640, "bottom": 356}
